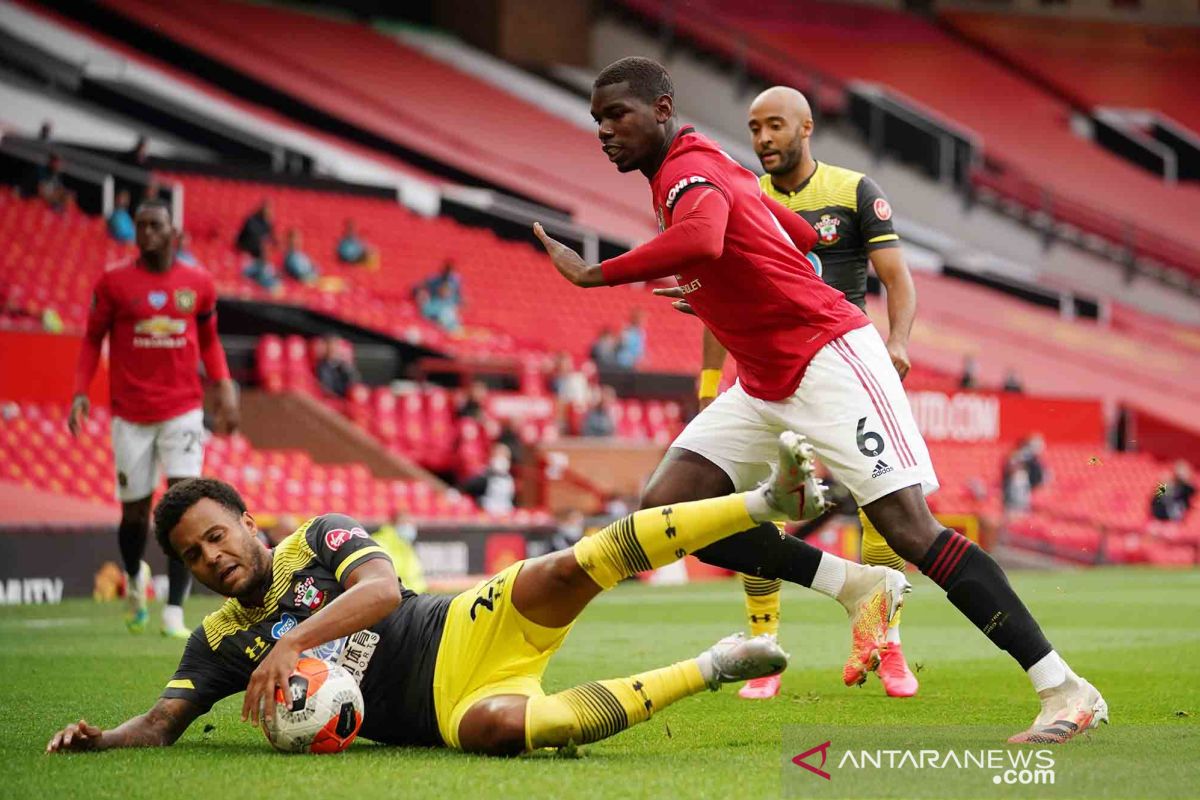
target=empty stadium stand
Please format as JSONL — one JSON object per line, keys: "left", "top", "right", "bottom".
{"left": 941, "top": 12, "right": 1200, "bottom": 133}
{"left": 88, "top": 0, "right": 659, "bottom": 243}
{"left": 617, "top": 0, "right": 1200, "bottom": 281}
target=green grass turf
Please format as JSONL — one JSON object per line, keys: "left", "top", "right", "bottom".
{"left": 3, "top": 568, "right": 1198, "bottom": 799}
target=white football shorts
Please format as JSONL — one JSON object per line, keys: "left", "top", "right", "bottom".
{"left": 111, "top": 407, "right": 206, "bottom": 502}
{"left": 672, "top": 324, "right": 938, "bottom": 506}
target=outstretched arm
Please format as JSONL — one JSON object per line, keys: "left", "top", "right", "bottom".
{"left": 46, "top": 697, "right": 201, "bottom": 753}
{"left": 197, "top": 309, "right": 239, "bottom": 433}
{"left": 241, "top": 557, "right": 400, "bottom": 725}
{"left": 535, "top": 188, "right": 730, "bottom": 288}
{"left": 68, "top": 277, "right": 114, "bottom": 438}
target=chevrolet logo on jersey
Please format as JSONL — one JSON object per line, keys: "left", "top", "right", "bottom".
{"left": 133, "top": 316, "right": 187, "bottom": 348}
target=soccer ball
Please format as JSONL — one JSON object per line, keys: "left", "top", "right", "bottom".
{"left": 262, "top": 658, "right": 364, "bottom": 753}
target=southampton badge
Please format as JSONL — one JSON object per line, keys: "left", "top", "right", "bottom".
{"left": 174, "top": 289, "right": 196, "bottom": 313}
{"left": 814, "top": 214, "right": 841, "bottom": 246}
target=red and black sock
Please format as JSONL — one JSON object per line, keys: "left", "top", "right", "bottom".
{"left": 920, "top": 529, "right": 1052, "bottom": 670}
{"left": 695, "top": 522, "right": 823, "bottom": 588}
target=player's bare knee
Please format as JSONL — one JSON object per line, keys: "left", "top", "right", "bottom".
{"left": 459, "top": 698, "right": 527, "bottom": 756}
{"left": 541, "top": 551, "right": 590, "bottom": 593}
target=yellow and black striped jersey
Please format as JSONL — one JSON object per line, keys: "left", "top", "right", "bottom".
{"left": 160, "top": 513, "right": 451, "bottom": 746}
{"left": 759, "top": 162, "right": 900, "bottom": 310}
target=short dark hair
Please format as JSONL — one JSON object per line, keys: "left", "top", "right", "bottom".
{"left": 154, "top": 478, "right": 247, "bottom": 558}
{"left": 135, "top": 197, "right": 171, "bottom": 218}
{"left": 593, "top": 57, "right": 674, "bottom": 105}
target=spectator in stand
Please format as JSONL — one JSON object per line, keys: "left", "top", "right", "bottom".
{"left": 549, "top": 352, "right": 590, "bottom": 433}
{"left": 1003, "top": 369, "right": 1024, "bottom": 393}
{"left": 960, "top": 354, "right": 978, "bottom": 390}
{"left": 1174, "top": 461, "right": 1196, "bottom": 513}
{"left": 237, "top": 201, "right": 277, "bottom": 290}
{"left": 38, "top": 120, "right": 53, "bottom": 141}
{"left": 371, "top": 511, "right": 427, "bottom": 593}
{"left": 336, "top": 218, "right": 375, "bottom": 266}
{"left": 425, "top": 261, "right": 464, "bottom": 306}
{"left": 36, "top": 152, "right": 73, "bottom": 213}
{"left": 1151, "top": 461, "right": 1196, "bottom": 522}
{"left": 418, "top": 282, "right": 462, "bottom": 334}
{"left": 1020, "top": 434, "right": 1047, "bottom": 490}
{"left": 462, "top": 442, "right": 516, "bottom": 515}
{"left": 1002, "top": 454, "right": 1032, "bottom": 513}
{"left": 243, "top": 257, "right": 280, "bottom": 292}
{"left": 581, "top": 386, "right": 618, "bottom": 437}
{"left": 495, "top": 419, "right": 526, "bottom": 465}
{"left": 236, "top": 200, "right": 276, "bottom": 263}
{"left": 107, "top": 190, "right": 135, "bottom": 244}
{"left": 281, "top": 228, "right": 319, "bottom": 284}
{"left": 456, "top": 380, "right": 489, "bottom": 421}
{"left": 313, "top": 336, "right": 359, "bottom": 399}
{"left": 590, "top": 328, "right": 621, "bottom": 370}
{"left": 616, "top": 308, "right": 647, "bottom": 370}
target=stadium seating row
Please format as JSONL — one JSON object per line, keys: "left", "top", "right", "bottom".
{"left": 0, "top": 400, "right": 550, "bottom": 524}
{"left": 254, "top": 334, "right": 686, "bottom": 477}
{"left": 924, "top": 441, "right": 1199, "bottom": 564}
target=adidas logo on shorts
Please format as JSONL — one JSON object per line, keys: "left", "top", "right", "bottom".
{"left": 871, "top": 460, "right": 893, "bottom": 478}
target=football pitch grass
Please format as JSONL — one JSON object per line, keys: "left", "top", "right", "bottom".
{"left": 4, "top": 568, "right": 1198, "bottom": 799}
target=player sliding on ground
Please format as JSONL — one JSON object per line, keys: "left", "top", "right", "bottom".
{"left": 48, "top": 434, "right": 826, "bottom": 755}
{"left": 533, "top": 56, "right": 1107, "bottom": 744}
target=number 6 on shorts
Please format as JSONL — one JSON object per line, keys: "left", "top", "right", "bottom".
{"left": 856, "top": 417, "right": 885, "bottom": 457}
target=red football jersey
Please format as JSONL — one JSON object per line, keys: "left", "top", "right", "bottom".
{"left": 651, "top": 129, "right": 868, "bottom": 400}
{"left": 82, "top": 259, "right": 220, "bottom": 423}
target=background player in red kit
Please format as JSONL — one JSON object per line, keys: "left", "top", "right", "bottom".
{"left": 534, "top": 57, "right": 1107, "bottom": 744}
{"left": 68, "top": 198, "right": 238, "bottom": 638}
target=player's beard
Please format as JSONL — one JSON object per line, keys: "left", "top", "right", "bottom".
{"left": 765, "top": 143, "right": 802, "bottom": 177}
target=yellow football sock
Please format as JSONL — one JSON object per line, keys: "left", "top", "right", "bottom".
{"left": 573, "top": 494, "right": 755, "bottom": 590}
{"left": 859, "top": 509, "right": 907, "bottom": 636}
{"left": 740, "top": 574, "right": 782, "bottom": 638}
{"left": 525, "top": 660, "right": 707, "bottom": 749}
{"left": 859, "top": 509, "right": 907, "bottom": 572}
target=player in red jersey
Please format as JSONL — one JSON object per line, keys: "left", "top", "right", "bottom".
{"left": 68, "top": 199, "right": 238, "bottom": 638}
{"left": 534, "top": 58, "right": 1107, "bottom": 744}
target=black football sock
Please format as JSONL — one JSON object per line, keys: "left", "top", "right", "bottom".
{"left": 694, "top": 521, "right": 822, "bottom": 588}
{"left": 166, "top": 556, "right": 192, "bottom": 606}
{"left": 117, "top": 517, "right": 147, "bottom": 577}
{"left": 920, "top": 529, "right": 1052, "bottom": 670}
